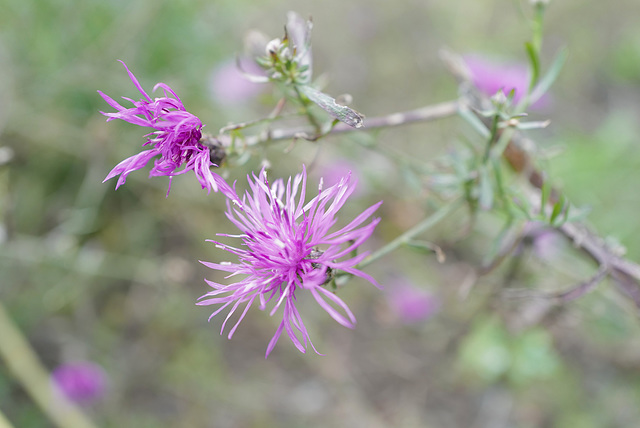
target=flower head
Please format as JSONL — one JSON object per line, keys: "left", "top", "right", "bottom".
{"left": 210, "top": 57, "right": 266, "bottom": 105}
{"left": 464, "top": 54, "right": 551, "bottom": 109}
{"left": 387, "top": 280, "right": 440, "bottom": 325}
{"left": 51, "top": 361, "right": 107, "bottom": 405}
{"left": 99, "top": 60, "right": 223, "bottom": 194}
{"left": 198, "top": 166, "right": 381, "bottom": 357}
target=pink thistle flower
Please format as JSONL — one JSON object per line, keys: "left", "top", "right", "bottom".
{"left": 99, "top": 60, "right": 223, "bottom": 195}
{"left": 198, "top": 166, "right": 382, "bottom": 357}
{"left": 464, "top": 54, "right": 551, "bottom": 109}
{"left": 51, "top": 361, "right": 107, "bottom": 405}
{"left": 209, "top": 57, "right": 266, "bottom": 105}
{"left": 387, "top": 281, "right": 440, "bottom": 325}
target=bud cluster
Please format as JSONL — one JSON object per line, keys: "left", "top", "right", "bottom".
{"left": 255, "top": 34, "right": 311, "bottom": 85}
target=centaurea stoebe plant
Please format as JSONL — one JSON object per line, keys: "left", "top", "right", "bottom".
{"left": 198, "top": 167, "right": 382, "bottom": 357}
{"left": 99, "top": 61, "right": 224, "bottom": 195}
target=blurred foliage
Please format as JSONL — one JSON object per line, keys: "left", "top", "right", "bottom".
{"left": 1, "top": 0, "right": 640, "bottom": 427}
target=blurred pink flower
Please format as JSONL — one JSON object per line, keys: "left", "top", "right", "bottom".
{"left": 51, "top": 361, "right": 107, "bottom": 405}
{"left": 316, "top": 159, "right": 367, "bottom": 196}
{"left": 387, "top": 282, "right": 440, "bottom": 324}
{"left": 210, "top": 57, "right": 266, "bottom": 105}
{"left": 524, "top": 223, "right": 563, "bottom": 261}
{"left": 464, "top": 54, "right": 551, "bottom": 109}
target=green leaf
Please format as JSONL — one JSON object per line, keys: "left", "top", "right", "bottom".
{"left": 478, "top": 165, "right": 494, "bottom": 211}
{"left": 549, "top": 194, "right": 567, "bottom": 225}
{"left": 540, "top": 180, "right": 551, "bottom": 213}
{"left": 530, "top": 48, "right": 567, "bottom": 105}
{"left": 514, "top": 119, "right": 551, "bottom": 130}
{"left": 296, "top": 85, "right": 364, "bottom": 128}
{"left": 405, "top": 240, "right": 446, "bottom": 262}
{"left": 525, "top": 41, "right": 541, "bottom": 90}
{"left": 458, "top": 106, "right": 491, "bottom": 138}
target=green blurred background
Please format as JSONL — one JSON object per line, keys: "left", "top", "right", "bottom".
{"left": 1, "top": 0, "right": 640, "bottom": 427}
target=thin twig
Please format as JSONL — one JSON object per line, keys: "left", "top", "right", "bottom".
{"left": 552, "top": 264, "right": 610, "bottom": 303}
{"left": 243, "top": 100, "right": 460, "bottom": 146}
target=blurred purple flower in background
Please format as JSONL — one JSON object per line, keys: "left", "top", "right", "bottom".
{"left": 387, "top": 281, "right": 440, "bottom": 325}
{"left": 51, "top": 362, "right": 106, "bottom": 405}
{"left": 464, "top": 54, "right": 551, "bottom": 109}
{"left": 320, "top": 157, "right": 364, "bottom": 187}
{"left": 524, "top": 222, "right": 563, "bottom": 261}
{"left": 99, "top": 61, "right": 223, "bottom": 195}
{"left": 209, "top": 57, "right": 266, "bottom": 105}
{"left": 198, "top": 167, "right": 382, "bottom": 357}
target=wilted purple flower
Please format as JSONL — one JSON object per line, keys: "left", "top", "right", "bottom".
{"left": 198, "top": 166, "right": 382, "bottom": 357}
{"left": 51, "top": 362, "right": 107, "bottom": 405}
{"left": 387, "top": 281, "right": 440, "bottom": 325}
{"left": 99, "top": 60, "right": 223, "bottom": 195}
{"left": 464, "top": 55, "right": 551, "bottom": 109}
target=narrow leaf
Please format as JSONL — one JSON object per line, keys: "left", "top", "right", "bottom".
{"left": 540, "top": 180, "right": 551, "bottom": 214}
{"left": 530, "top": 48, "right": 567, "bottom": 106}
{"left": 297, "top": 85, "right": 364, "bottom": 128}
{"left": 478, "top": 165, "right": 494, "bottom": 211}
{"left": 525, "top": 41, "right": 540, "bottom": 90}
{"left": 549, "top": 194, "right": 565, "bottom": 225}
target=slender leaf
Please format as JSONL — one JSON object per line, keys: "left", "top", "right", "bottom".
{"left": 529, "top": 48, "right": 567, "bottom": 105}
{"left": 549, "top": 194, "right": 566, "bottom": 225}
{"left": 458, "top": 105, "right": 490, "bottom": 138}
{"left": 478, "top": 165, "right": 494, "bottom": 211}
{"left": 525, "top": 41, "right": 540, "bottom": 90}
{"left": 297, "top": 85, "right": 364, "bottom": 128}
{"left": 540, "top": 180, "right": 551, "bottom": 214}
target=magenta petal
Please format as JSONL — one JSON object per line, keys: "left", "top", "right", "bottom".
{"left": 99, "top": 61, "right": 230, "bottom": 195}
{"left": 200, "top": 165, "right": 381, "bottom": 356}
{"left": 103, "top": 149, "right": 159, "bottom": 189}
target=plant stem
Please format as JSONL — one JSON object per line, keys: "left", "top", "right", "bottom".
{"left": 358, "top": 198, "right": 464, "bottom": 268}
{"left": 0, "top": 302, "right": 99, "bottom": 428}
{"left": 0, "top": 408, "right": 16, "bottom": 428}
{"left": 245, "top": 100, "right": 460, "bottom": 146}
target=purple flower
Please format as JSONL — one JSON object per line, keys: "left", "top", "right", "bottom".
{"left": 209, "top": 57, "right": 266, "bottom": 105}
{"left": 198, "top": 166, "right": 382, "bottom": 357}
{"left": 464, "top": 55, "right": 551, "bottom": 109}
{"left": 387, "top": 281, "right": 440, "bottom": 325}
{"left": 51, "top": 362, "right": 107, "bottom": 405}
{"left": 524, "top": 222, "right": 563, "bottom": 261}
{"left": 99, "top": 61, "right": 223, "bottom": 195}
{"left": 316, "top": 159, "right": 365, "bottom": 196}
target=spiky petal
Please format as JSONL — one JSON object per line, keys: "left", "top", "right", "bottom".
{"left": 198, "top": 166, "right": 381, "bottom": 357}
{"left": 99, "top": 61, "right": 224, "bottom": 195}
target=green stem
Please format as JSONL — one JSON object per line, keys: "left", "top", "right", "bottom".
{"left": 483, "top": 114, "right": 500, "bottom": 162}
{"left": 531, "top": 2, "right": 545, "bottom": 54}
{"left": 0, "top": 408, "right": 16, "bottom": 428}
{"left": 358, "top": 198, "right": 464, "bottom": 268}
{"left": 0, "top": 301, "right": 99, "bottom": 428}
